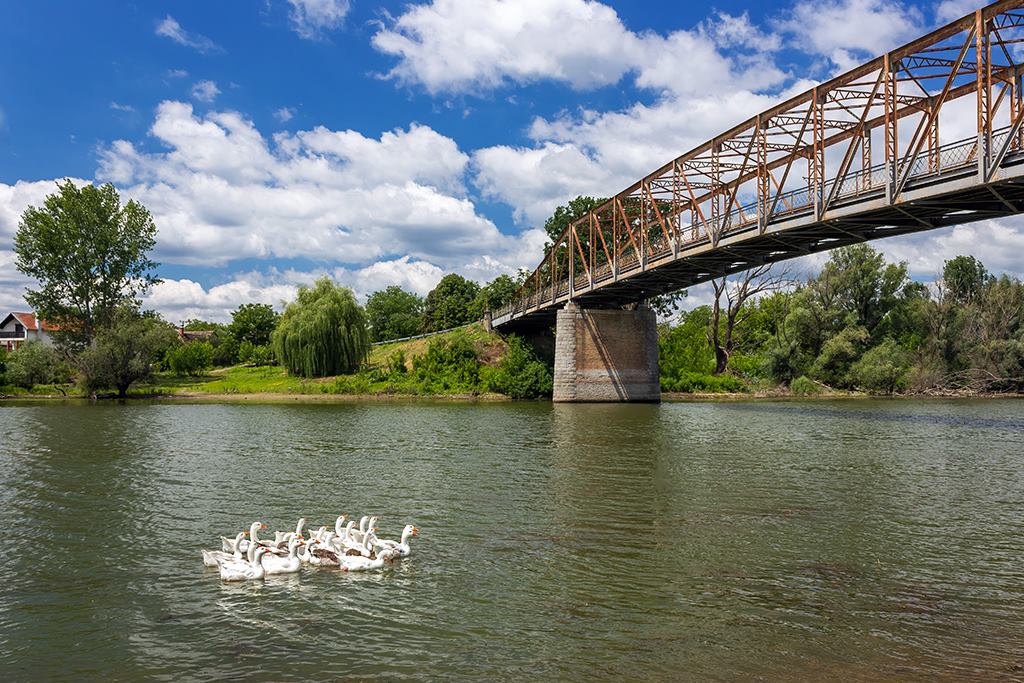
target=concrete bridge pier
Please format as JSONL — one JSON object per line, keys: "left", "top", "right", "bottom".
{"left": 553, "top": 302, "right": 660, "bottom": 403}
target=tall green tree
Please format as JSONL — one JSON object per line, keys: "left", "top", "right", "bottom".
{"left": 423, "top": 274, "right": 481, "bottom": 332}
{"left": 942, "top": 255, "right": 991, "bottom": 305}
{"left": 474, "top": 273, "right": 523, "bottom": 315}
{"left": 365, "top": 286, "right": 424, "bottom": 342}
{"left": 272, "top": 278, "right": 369, "bottom": 377}
{"left": 228, "top": 303, "right": 279, "bottom": 346}
{"left": 15, "top": 180, "right": 160, "bottom": 347}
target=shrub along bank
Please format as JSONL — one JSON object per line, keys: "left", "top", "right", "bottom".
{"left": 137, "top": 325, "right": 553, "bottom": 400}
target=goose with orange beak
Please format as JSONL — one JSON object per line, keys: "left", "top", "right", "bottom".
{"left": 372, "top": 525, "right": 419, "bottom": 558}
{"left": 219, "top": 547, "right": 273, "bottom": 582}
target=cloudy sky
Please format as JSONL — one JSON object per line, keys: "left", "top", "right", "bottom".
{"left": 1, "top": 0, "right": 1018, "bottom": 322}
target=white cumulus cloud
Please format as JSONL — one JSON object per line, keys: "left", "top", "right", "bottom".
{"left": 371, "top": 0, "right": 785, "bottom": 97}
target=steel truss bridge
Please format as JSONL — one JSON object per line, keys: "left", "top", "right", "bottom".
{"left": 494, "top": 0, "right": 1024, "bottom": 329}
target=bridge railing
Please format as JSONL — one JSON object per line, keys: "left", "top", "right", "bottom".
{"left": 492, "top": 124, "right": 1022, "bottom": 325}
{"left": 498, "top": 1, "right": 1024, "bottom": 325}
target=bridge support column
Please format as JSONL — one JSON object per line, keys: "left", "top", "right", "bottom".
{"left": 553, "top": 302, "right": 660, "bottom": 403}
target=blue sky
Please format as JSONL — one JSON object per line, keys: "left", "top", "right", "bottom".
{"left": 2, "top": 0, "right": 1019, "bottom": 321}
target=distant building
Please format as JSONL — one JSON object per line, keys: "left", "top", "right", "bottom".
{"left": 178, "top": 328, "right": 218, "bottom": 343}
{"left": 0, "top": 312, "right": 58, "bottom": 351}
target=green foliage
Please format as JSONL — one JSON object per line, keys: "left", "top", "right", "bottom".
{"left": 15, "top": 180, "right": 160, "bottom": 348}
{"left": 413, "top": 335, "right": 483, "bottom": 393}
{"left": 849, "top": 339, "right": 910, "bottom": 394}
{"left": 943, "top": 255, "right": 991, "bottom": 305}
{"left": 658, "top": 308, "right": 715, "bottom": 387}
{"left": 228, "top": 304, "right": 279, "bottom": 347}
{"left": 0, "top": 347, "right": 6, "bottom": 385}
{"left": 5, "top": 342, "right": 69, "bottom": 388}
{"left": 387, "top": 350, "right": 408, "bottom": 375}
{"left": 167, "top": 341, "right": 214, "bottom": 377}
{"left": 543, "top": 196, "right": 606, "bottom": 244}
{"left": 77, "top": 308, "right": 179, "bottom": 397}
{"left": 485, "top": 335, "right": 552, "bottom": 398}
{"left": 790, "top": 375, "right": 821, "bottom": 396}
{"left": 810, "top": 325, "right": 870, "bottom": 387}
{"left": 238, "top": 341, "right": 274, "bottom": 366}
{"left": 828, "top": 244, "right": 910, "bottom": 338}
{"left": 181, "top": 319, "right": 220, "bottom": 331}
{"left": 423, "top": 274, "right": 481, "bottom": 332}
{"left": 366, "top": 286, "right": 424, "bottom": 342}
{"left": 474, "top": 274, "right": 522, "bottom": 315}
{"left": 662, "top": 372, "right": 745, "bottom": 393}
{"left": 211, "top": 334, "right": 239, "bottom": 367}
{"left": 648, "top": 291, "right": 688, "bottom": 319}
{"left": 273, "top": 278, "right": 370, "bottom": 378}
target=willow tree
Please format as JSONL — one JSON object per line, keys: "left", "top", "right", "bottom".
{"left": 272, "top": 278, "right": 369, "bottom": 377}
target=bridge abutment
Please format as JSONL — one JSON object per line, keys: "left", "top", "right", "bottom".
{"left": 553, "top": 302, "right": 660, "bottom": 403}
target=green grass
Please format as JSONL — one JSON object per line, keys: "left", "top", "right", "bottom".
{"left": 0, "top": 383, "right": 76, "bottom": 397}
{"left": 141, "top": 324, "right": 511, "bottom": 397}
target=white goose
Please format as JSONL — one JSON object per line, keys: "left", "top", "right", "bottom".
{"left": 373, "top": 525, "right": 419, "bottom": 558}
{"left": 203, "top": 532, "right": 246, "bottom": 567}
{"left": 348, "top": 516, "right": 375, "bottom": 546}
{"left": 220, "top": 522, "right": 264, "bottom": 552}
{"left": 274, "top": 518, "right": 307, "bottom": 544}
{"left": 340, "top": 547, "right": 400, "bottom": 572}
{"left": 219, "top": 547, "right": 273, "bottom": 582}
{"left": 262, "top": 538, "right": 304, "bottom": 575}
{"left": 328, "top": 521, "right": 356, "bottom": 551}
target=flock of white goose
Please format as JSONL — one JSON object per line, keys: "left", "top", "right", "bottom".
{"left": 201, "top": 515, "right": 419, "bottom": 581}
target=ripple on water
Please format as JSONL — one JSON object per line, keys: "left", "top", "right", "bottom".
{"left": 0, "top": 399, "right": 1022, "bottom": 680}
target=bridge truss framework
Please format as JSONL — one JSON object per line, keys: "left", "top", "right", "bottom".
{"left": 494, "top": 0, "right": 1024, "bottom": 328}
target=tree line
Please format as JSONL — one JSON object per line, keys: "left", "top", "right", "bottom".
{"left": 4, "top": 182, "right": 1019, "bottom": 399}
{"left": 660, "top": 245, "right": 1024, "bottom": 395}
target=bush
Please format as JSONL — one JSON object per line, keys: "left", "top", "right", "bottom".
{"left": 413, "top": 335, "right": 483, "bottom": 393}
{"left": 662, "top": 371, "right": 745, "bottom": 393}
{"left": 212, "top": 334, "right": 239, "bottom": 367}
{"left": 238, "top": 341, "right": 274, "bottom": 366}
{"left": 790, "top": 375, "right": 821, "bottom": 396}
{"left": 166, "top": 342, "right": 214, "bottom": 376}
{"left": 849, "top": 339, "right": 910, "bottom": 394}
{"left": 486, "top": 336, "right": 552, "bottom": 399}
{"left": 5, "top": 342, "right": 68, "bottom": 388}
{"left": 0, "top": 347, "right": 7, "bottom": 385}
{"left": 810, "top": 325, "right": 870, "bottom": 387}
{"left": 387, "top": 350, "right": 408, "bottom": 375}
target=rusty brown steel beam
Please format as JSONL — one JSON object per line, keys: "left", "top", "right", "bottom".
{"left": 506, "top": 0, "right": 1024, "bottom": 314}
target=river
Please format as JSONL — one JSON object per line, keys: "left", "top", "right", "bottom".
{"left": 0, "top": 398, "right": 1022, "bottom": 681}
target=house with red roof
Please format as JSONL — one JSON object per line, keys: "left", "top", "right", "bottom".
{"left": 0, "top": 312, "right": 58, "bottom": 351}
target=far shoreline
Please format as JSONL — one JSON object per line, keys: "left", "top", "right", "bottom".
{"left": 2, "top": 390, "right": 1021, "bottom": 404}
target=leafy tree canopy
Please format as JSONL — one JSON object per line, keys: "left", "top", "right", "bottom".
{"left": 272, "top": 277, "right": 369, "bottom": 377}
{"left": 228, "top": 303, "right": 279, "bottom": 346}
{"left": 77, "top": 308, "right": 179, "bottom": 397}
{"left": 543, "top": 196, "right": 607, "bottom": 244}
{"left": 474, "top": 273, "right": 524, "bottom": 315}
{"left": 365, "top": 286, "right": 424, "bottom": 342}
{"left": 423, "top": 274, "right": 481, "bottom": 332}
{"left": 15, "top": 180, "right": 160, "bottom": 347}
{"left": 943, "top": 255, "right": 991, "bottom": 305}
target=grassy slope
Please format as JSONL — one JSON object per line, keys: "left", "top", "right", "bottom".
{"left": 140, "top": 324, "right": 508, "bottom": 397}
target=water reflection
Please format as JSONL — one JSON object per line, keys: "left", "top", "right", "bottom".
{"left": 0, "top": 399, "right": 1022, "bottom": 680}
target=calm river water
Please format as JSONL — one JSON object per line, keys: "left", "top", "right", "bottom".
{"left": 1, "top": 399, "right": 1023, "bottom": 681}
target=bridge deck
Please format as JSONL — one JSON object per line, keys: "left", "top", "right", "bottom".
{"left": 494, "top": 1, "right": 1024, "bottom": 330}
